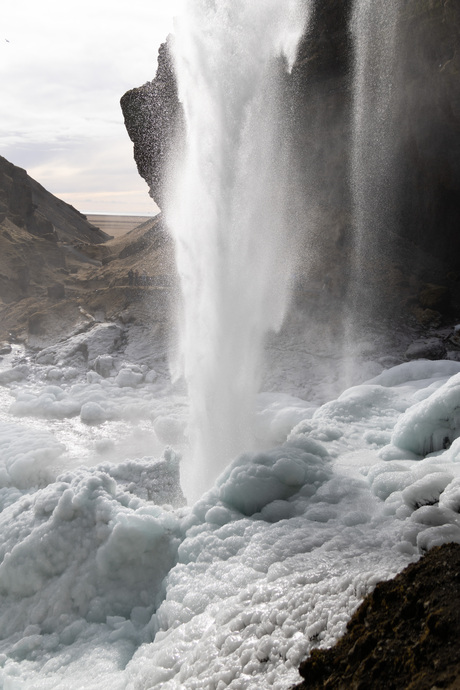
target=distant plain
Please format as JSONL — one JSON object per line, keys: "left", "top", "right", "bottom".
{"left": 86, "top": 214, "right": 156, "bottom": 238}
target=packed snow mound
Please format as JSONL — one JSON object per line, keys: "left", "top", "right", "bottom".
{"left": 217, "top": 439, "right": 331, "bottom": 517}
{"left": 0, "top": 452, "right": 184, "bottom": 645}
{"left": 0, "top": 422, "right": 65, "bottom": 489}
{"left": 392, "top": 371, "right": 460, "bottom": 455}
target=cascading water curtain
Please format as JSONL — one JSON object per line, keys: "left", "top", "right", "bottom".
{"left": 166, "top": 0, "right": 308, "bottom": 498}
{"left": 345, "top": 0, "right": 400, "bottom": 379}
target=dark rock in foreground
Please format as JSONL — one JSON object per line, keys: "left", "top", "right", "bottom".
{"left": 292, "top": 542, "right": 460, "bottom": 690}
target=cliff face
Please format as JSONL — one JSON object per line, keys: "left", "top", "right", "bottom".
{"left": 289, "top": 0, "right": 460, "bottom": 298}
{"left": 120, "top": 39, "right": 183, "bottom": 211}
{"left": 395, "top": 1, "right": 460, "bottom": 268}
{"left": 120, "top": 0, "right": 460, "bottom": 301}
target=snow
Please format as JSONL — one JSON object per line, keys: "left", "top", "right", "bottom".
{"left": 0, "top": 336, "right": 460, "bottom": 688}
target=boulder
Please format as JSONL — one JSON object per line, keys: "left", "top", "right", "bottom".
{"left": 419, "top": 283, "right": 450, "bottom": 311}
{"left": 405, "top": 338, "right": 447, "bottom": 360}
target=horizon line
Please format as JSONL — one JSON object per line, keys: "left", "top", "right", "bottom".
{"left": 83, "top": 211, "right": 159, "bottom": 217}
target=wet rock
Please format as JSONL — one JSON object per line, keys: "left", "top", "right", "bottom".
{"left": 445, "top": 351, "right": 460, "bottom": 362}
{"left": 405, "top": 338, "right": 447, "bottom": 360}
{"left": 36, "top": 323, "right": 123, "bottom": 368}
{"left": 413, "top": 307, "right": 443, "bottom": 328}
{"left": 419, "top": 283, "right": 450, "bottom": 312}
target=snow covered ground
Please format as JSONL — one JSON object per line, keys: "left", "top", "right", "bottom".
{"left": 0, "top": 324, "right": 460, "bottom": 688}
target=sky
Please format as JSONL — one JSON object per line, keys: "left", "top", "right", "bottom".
{"left": 1, "top": 0, "right": 180, "bottom": 215}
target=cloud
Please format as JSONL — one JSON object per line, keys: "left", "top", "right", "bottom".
{"left": 2, "top": 134, "right": 158, "bottom": 215}
{"left": 1, "top": 0, "right": 178, "bottom": 214}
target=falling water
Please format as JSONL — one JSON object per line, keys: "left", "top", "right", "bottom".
{"left": 349, "top": 0, "right": 400, "bottom": 319}
{"left": 166, "top": 0, "right": 308, "bottom": 497}
{"left": 343, "top": 0, "right": 401, "bottom": 383}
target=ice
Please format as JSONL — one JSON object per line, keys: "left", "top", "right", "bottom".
{"left": 0, "top": 365, "right": 30, "bottom": 385}
{"left": 401, "top": 472, "right": 454, "bottom": 509}
{"left": 392, "top": 371, "right": 460, "bottom": 455}
{"left": 255, "top": 393, "right": 316, "bottom": 445}
{"left": 0, "top": 353, "right": 460, "bottom": 687}
{"left": 217, "top": 441, "right": 331, "bottom": 516}
{"left": 0, "top": 450, "right": 184, "bottom": 689}
{"left": 114, "top": 368, "right": 144, "bottom": 388}
{"left": 0, "top": 422, "right": 65, "bottom": 489}
{"left": 35, "top": 323, "right": 123, "bottom": 369}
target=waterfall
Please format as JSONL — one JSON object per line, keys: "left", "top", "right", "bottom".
{"left": 343, "top": 0, "right": 400, "bottom": 382}
{"left": 166, "top": 0, "right": 308, "bottom": 498}
{"left": 349, "top": 0, "right": 400, "bottom": 321}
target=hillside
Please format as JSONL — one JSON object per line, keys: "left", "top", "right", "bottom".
{"left": 0, "top": 156, "right": 176, "bottom": 346}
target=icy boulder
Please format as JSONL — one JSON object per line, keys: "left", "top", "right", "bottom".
{"left": 0, "top": 365, "right": 29, "bottom": 386}
{"left": 0, "top": 422, "right": 65, "bottom": 490}
{"left": 35, "top": 323, "right": 123, "bottom": 368}
{"left": 115, "top": 367, "right": 144, "bottom": 388}
{"left": 392, "top": 371, "right": 460, "bottom": 455}
{"left": 402, "top": 472, "right": 454, "bottom": 510}
{"left": 217, "top": 438, "right": 331, "bottom": 517}
{"left": 93, "top": 354, "right": 114, "bottom": 377}
{"left": 0, "top": 452, "right": 185, "bottom": 638}
{"left": 80, "top": 400, "right": 107, "bottom": 424}
{"left": 94, "top": 449, "right": 185, "bottom": 507}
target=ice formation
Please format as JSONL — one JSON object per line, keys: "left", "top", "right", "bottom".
{"left": 0, "top": 344, "right": 459, "bottom": 688}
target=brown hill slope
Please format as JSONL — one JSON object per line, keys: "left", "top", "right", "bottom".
{"left": 0, "top": 156, "right": 175, "bottom": 345}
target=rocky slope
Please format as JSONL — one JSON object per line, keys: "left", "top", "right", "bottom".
{"left": 0, "top": 156, "right": 176, "bottom": 347}
{"left": 0, "top": 155, "right": 109, "bottom": 306}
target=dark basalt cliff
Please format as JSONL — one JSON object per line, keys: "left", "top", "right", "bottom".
{"left": 120, "top": 40, "right": 183, "bottom": 211}
{"left": 120, "top": 0, "right": 460, "bottom": 301}
{"left": 395, "top": 1, "right": 460, "bottom": 269}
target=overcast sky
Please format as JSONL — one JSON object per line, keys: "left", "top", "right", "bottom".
{"left": 1, "top": 0, "right": 179, "bottom": 215}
